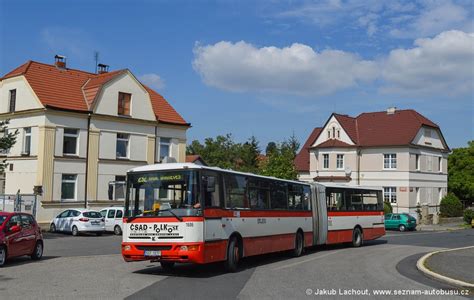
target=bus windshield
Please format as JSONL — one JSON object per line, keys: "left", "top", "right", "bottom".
{"left": 125, "top": 170, "right": 200, "bottom": 218}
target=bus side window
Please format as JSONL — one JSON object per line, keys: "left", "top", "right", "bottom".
{"left": 326, "top": 188, "right": 345, "bottom": 211}
{"left": 224, "top": 174, "right": 248, "bottom": 209}
{"left": 202, "top": 174, "right": 221, "bottom": 208}
{"left": 302, "top": 185, "right": 311, "bottom": 210}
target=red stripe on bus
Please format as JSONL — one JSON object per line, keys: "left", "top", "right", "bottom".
{"left": 327, "top": 211, "right": 384, "bottom": 217}
{"left": 123, "top": 217, "right": 204, "bottom": 223}
{"left": 204, "top": 208, "right": 312, "bottom": 218}
{"left": 326, "top": 227, "right": 385, "bottom": 244}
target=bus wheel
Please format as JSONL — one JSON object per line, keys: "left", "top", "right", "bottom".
{"left": 160, "top": 261, "right": 175, "bottom": 271}
{"left": 352, "top": 228, "right": 363, "bottom": 247}
{"left": 291, "top": 231, "right": 304, "bottom": 257}
{"left": 225, "top": 237, "right": 240, "bottom": 272}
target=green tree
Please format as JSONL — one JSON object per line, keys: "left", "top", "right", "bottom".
{"left": 0, "top": 120, "right": 18, "bottom": 173}
{"left": 439, "top": 193, "right": 463, "bottom": 217}
{"left": 186, "top": 134, "right": 260, "bottom": 172}
{"left": 265, "top": 142, "right": 277, "bottom": 155}
{"left": 260, "top": 136, "right": 300, "bottom": 180}
{"left": 448, "top": 141, "right": 474, "bottom": 202}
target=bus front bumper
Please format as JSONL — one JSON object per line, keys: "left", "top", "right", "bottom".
{"left": 121, "top": 242, "right": 206, "bottom": 264}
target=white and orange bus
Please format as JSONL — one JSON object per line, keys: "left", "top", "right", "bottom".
{"left": 121, "top": 163, "right": 385, "bottom": 271}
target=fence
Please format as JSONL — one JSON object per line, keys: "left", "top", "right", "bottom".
{"left": 0, "top": 193, "right": 38, "bottom": 217}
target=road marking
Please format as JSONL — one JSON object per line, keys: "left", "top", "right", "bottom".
{"left": 272, "top": 250, "right": 344, "bottom": 271}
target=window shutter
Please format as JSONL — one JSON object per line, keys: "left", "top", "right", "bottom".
{"left": 124, "top": 93, "right": 131, "bottom": 115}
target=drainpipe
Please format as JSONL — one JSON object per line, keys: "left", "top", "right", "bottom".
{"left": 357, "top": 148, "right": 361, "bottom": 185}
{"left": 154, "top": 125, "right": 158, "bottom": 164}
{"left": 84, "top": 113, "right": 91, "bottom": 208}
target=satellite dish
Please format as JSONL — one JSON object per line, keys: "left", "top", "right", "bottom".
{"left": 161, "top": 156, "right": 177, "bottom": 164}
{"left": 344, "top": 167, "right": 352, "bottom": 176}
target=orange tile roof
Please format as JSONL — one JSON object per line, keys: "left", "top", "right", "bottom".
{"left": 1, "top": 60, "right": 188, "bottom": 125}
{"left": 295, "top": 109, "right": 448, "bottom": 172}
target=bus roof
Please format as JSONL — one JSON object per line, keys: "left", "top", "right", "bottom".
{"left": 128, "top": 163, "right": 382, "bottom": 191}
{"left": 128, "top": 163, "right": 309, "bottom": 185}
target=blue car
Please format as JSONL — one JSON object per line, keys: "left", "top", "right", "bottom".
{"left": 385, "top": 213, "right": 417, "bottom": 231}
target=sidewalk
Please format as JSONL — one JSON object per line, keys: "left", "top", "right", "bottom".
{"left": 416, "top": 222, "right": 467, "bottom": 231}
{"left": 417, "top": 246, "right": 474, "bottom": 289}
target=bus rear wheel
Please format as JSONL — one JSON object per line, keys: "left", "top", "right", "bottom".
{"left": 291, "top": 231, "right": 304, "bottom": 257}
{"left": 225, "top": 237, "right": 241, "bottom": 272}
{"left": 352, "top": 228, "right": 363, "bottom": 247}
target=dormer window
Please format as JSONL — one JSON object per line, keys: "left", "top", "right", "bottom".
{"left": 332, "top": 127, "right": 336, "bottom": 138}
{"left": 337, "top": 130, "right": 340, "bottom": 139}
{"left": 327, "top": 130, "right": 331, "bottom": 139}
{"left": 118, "top": 92, "right": 131, "bottom": 116}
{"left": 9, "top": 89, "right": 16, "bottom": 112}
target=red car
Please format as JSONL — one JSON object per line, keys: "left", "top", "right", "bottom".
{"left": 0, "top": 212, "right": 44, "bottom": 266}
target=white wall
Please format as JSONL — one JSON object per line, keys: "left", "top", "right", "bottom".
{"left": 0, "top": 76, "right": 43, "bottom": 113}
{"left": 412, "top": 126, "right": 446, "bottom": 150}
{"left": 312, "top": 115, "right": 355, "bottom": 146}
{"left": 94, "top": 73, "right": 156, "bottom": 121}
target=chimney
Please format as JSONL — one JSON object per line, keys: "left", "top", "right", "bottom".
{"left": 97, "top": 63, "right": 109, "bottom": 74}
{"left": 387, "top": 107, "right": 397, "bottom": 115}
{"left": 54, "top": 55, "right": 67, "bottom": 69}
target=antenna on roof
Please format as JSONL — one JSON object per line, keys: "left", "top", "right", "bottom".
{"left": 94, "top": 51, "right": 99, "bottom": 73}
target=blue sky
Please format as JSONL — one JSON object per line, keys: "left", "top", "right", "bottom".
{"left": 1, "top": 0, "right": 473, "bottom": 149}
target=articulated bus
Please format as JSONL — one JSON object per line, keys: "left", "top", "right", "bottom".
{"left": 121, "top": 163, "right": 385, "bottom": 271}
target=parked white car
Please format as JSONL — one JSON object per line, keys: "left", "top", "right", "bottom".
{"left": 50, "top": 209, "right": 105, "bottom": 236}
{"left": 100, "top": 207, "right": 124, "bottom": 235}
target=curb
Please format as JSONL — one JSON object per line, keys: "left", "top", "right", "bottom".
{"left": 417, "top": 246, "right": 474, "bottom": 288}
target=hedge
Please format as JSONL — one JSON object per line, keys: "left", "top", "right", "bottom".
{"left": 440, "top": 193, "right": 463, "bottom": 217}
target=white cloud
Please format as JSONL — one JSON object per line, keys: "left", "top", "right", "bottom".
{"left": 138, "top": 73, "right": 165, "bottom": 90}
{"left": 192, "top": 41, "right": 378, "bottom": 96}
{"left": 382, "top": 30, "right": 474, "bottom": 95}
{"left": 193, "top": 30, "right": 474, "bottom": 98}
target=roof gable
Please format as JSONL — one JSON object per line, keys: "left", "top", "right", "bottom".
{"left": 1, "top": 60, "right": 188, "bottom": 126}
{"left": 294, "top": 127, "right": 322, "bottom": 172}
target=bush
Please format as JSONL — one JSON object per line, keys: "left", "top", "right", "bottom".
{"left": 464, "top": 209, "right": 474, "bottom": 224}
{"left": 440, "top": 193, "right": 463, "bottom": 217}
{"left": 384, "top": 201, "right": 393, "bottom": 215}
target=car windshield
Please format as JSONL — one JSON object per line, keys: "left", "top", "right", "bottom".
{"left": 0, "top": 215, "right": 6, "bottom": 226}
{"left": 126, "top": 170, "right": 200, "bottom": 218}
{"left": 83, "top": 211, "right": 102, "bottom": 218}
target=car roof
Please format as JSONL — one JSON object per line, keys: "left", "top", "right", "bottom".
{"left": 100, "top": 207, "right": 124, "bottom": 210}
{"left": 62, "top": 208, "right": 101, "bottom": 213}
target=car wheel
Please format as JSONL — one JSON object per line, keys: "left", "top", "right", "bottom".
{"left": 160, "top": 261, "right": 175, "bottom": 271}
{"left": 31, "top": 241, "right": 43, "bottom": 260}
{"left": 290, "top": 231, "right": 304, "bottom": 257}
{"left": 50, "top": 223, "right": 56, "bottom": 233}
{"left": 399, "top": 224, "right": 406, "bottom": 232}
{"left": 352, "top": 227, "right": 363, "bottom": 247}
{"left": 224, "top": 237, "right": 241, "bottom": 272}
{"left": 114, "top": 225, "right": 122, "bottom": 235}
{"left": 72, "top": 226, "right": 79, "bottom": 236}
{"left": 0, "top": 246, "right": 6, "bottom": 267}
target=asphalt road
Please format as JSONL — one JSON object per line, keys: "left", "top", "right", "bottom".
{"left": 0, "top": 230, "right": 473, "bottom": 299}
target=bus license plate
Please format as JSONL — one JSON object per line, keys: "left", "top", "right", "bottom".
{"left": 144, "top": 250, "right": 161, "bottom": 257}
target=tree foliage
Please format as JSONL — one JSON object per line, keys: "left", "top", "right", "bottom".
{"left": 0, "top": 120, "right": 18, "bottom": 173}
{"left": 439, "top": 192, "right": 463, "bottom": 217}
{"left": 187, "top": 134, "right": 300, "bottom": 180}
{"left": 448, "top": 141, "right": 474, "bottom": 201}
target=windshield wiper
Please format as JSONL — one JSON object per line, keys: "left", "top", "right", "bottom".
{"left": 158, "top": 209, "right": 183, "bottom": 222}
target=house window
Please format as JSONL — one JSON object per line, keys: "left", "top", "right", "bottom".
{"left": 9, "top": 89, "right": 16, "bottom": 112}
{"left": 337, "top": 130, "right": 340, "bottom": 139}
{"left": 415, "top": 154, "right": 420, "bottom": 170}
{"left": 61, "top": 174, "right": 77, "bottom": 200}
{"left": 159, "top": 137, "right": 171, "bottom": 160}
{"left": 336, "top": 154, "right": 344, "bottom": 169}
{"left": 23, "top": 127, "right": 31, "bottom": 155}
{"left": 438, "top": 157, "right": 442, "bottom": 172}
{"left": 63, "top": 128, "right": 79, "bottom": 155}
{"left": 116, "top": 133, "right": 129, "bottom": 158}
{"left": 383, "top": 187, "right": 397, "bottom": 204}
{"left": 383, "top": 154, "right": 397, "bottom": 169}
{"left": 115, "top": 175, "right": 126, "bottom": 200}
{"left": 332, "top": 127, "right": 336, "bottom": 138}
{"left": 327, "top": 130, "right": 330, "bottom": 139}
{"left": 118, "top": 92, "right": 131, "bottom": 116}
{"left": 323, "top": 154, "right": 329, "bottom": 169}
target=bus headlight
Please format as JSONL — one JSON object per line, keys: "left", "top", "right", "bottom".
{"left": 180, "top": 246, "right": 188, "bottom": 251}
{"left": 180, "top": 245, "right": 199, "bottom": 251}
{"left": 123, "top": 245, "right": 131, "bottom": 251}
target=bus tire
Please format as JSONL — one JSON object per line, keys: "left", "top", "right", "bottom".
{"left": 160, "top": 261, "right": 175, "bottom": 271}
{"left": 352, "top": 227, "right": 363, "bottom": 247}
{"left": 291, "top": 231, "right": 304, "bottom": 257}
{"left": 225, "top": 237, "right": 240, "bottom": 272}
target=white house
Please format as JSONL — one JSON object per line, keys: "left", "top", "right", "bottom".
{"left": 0, "top": 57, "right": 190, "bottom": 225}
{"left": 295, "top": 108, "right": 449, "bottom": 214}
